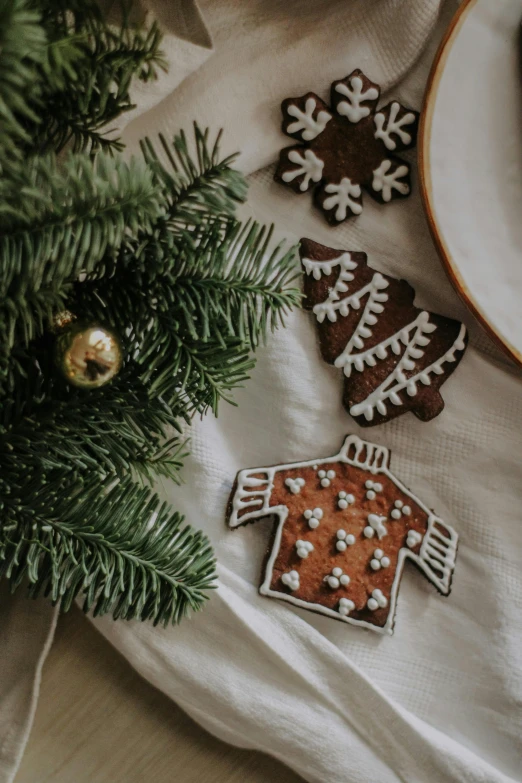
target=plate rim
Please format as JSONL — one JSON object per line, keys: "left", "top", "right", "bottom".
{"left": 419, "top": 0, "right": 522, "bottom": 367}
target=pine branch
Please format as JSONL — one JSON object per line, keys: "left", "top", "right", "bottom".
{"left": 0, "top": 152, "right": 164, "bottom": 379}
{"left": 140, "top": 127, "right": 247, "bottom": 229}
{"left": 31, "top": 0, "right": 167, "bottom": 154}
{"left": 0, "top": 474, "right": 216, "bottom": 624}
{"left": 0, "top": 0, "right": 47, "bottom": 164}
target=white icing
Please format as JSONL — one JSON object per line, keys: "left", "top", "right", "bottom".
{"left": 374, "top": 102, "right": 416, "bottom": 150}
{"left": 364, "top": 513, "right": 388, "bottom": 539}
{"left": 322, "top": 178, "right": 362, "bottom": 221}
{"left": 391, "top": 499, "right": 412, "bottom": 519}
{"left": 228, "top": 468, "right": 275, "bottom": 527}
{"left": 406, "top": 530, "right": 422, "bottom": 548}
{"left": 338, "top": 597, "right": 355, "bottom": 616}
{"left": 281, "top": 570, "right": 300, "bottom": 591}
{"left": 304, "top": 507, "right": 323, "bottom": 529}
{"left": 367, "top": 588, "right": 388, "bottom": 611}
{"left": 230, "top": 434, "right": 458, "bottom": 635}
{"left": 336, "top": 529, "right": 355, "bottom": 551}
{"left": 417, "top": 517, "right": 458, "bottom": 594}
{"left": 370, "top": 548, "right": 390, "bottom": 570}
{"left": 296, "top": 540, "right": 314, "bottom": 558}
{"left": 303, "top": 253, "right": 467, "bottom": 422}
{"left": 350, "top": 320, "right": 467, "bottom": 423}
{"left": 372, "top": 159, "right": 409, "bottom": 202}
{"left": 286, "top": 97, "right": 332, "bottom": 141}
{"left": 365, "top": 479, "right": 382, "bottom": 500}
{"left": 335, "top": 76, "right": 378, "bottom": 123}
{"left": 338, "top": 490, "right": 355, "bottom": 510}
{"left": 325, "top": 566, "right": 350, "bottom": 589}
{"left": 318, "top": 468, "right": 334, "bottom": 488}
{"left": 285, "top": 477, "right": 305, "bottom": 494}
{"left": 282, "top": 148, "right": 324, "bottom": 191}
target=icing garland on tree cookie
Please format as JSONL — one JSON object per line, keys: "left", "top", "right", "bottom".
{"left": 227, "top": 434, "right": 458, "bottom": 635}
{"left": 274, "top": 69, "right": 419, "bottom": 224}
{"left": 301, "top": 238, "right": 467, "bottom": 426}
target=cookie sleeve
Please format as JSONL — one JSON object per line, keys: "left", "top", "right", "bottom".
{"left": 228, "top": 466, "right": 276, "bottom": 527}
{"left": 415, "top": 516, "right": 458, "bottom": 595}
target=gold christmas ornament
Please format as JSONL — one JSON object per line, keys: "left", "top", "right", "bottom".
{"left": 55, "top": 322, "right": 123, "bottom": 388}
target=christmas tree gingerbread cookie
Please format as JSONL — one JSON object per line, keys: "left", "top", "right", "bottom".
{"left": 227, "top": 435, "right": 458, "bottom": 635}
{"left": 301, "top": 238, "right": 467, "bottom": 426}
{"left": 274, "top": 69, "right": 419, "bottom": 224}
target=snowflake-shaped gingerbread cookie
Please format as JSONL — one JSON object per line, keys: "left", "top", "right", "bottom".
{"left": 274, "top": 69, "right": 419, "bottom": 224}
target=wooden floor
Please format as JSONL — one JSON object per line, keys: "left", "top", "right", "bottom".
{"left": 15, "top": 608, "right": 303, "bottom": 783}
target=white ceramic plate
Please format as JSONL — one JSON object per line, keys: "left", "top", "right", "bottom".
{"left": 420, "top": 0, "right": 522, "bottom": 366}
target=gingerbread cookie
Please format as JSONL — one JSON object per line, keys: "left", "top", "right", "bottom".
{"left": 227, "top": 435, "right": 458, "bottom": 635}
{"left": 274, "top": 69, "right": 419, "bottom": 224}
{"left": 301, "top": 238, "right": 467, "bottom": 426}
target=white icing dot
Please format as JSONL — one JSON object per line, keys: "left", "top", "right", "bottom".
{"left": 336, "top": 530, "right": 347, "bottom": 540}
{"left": 366, "top": 489, "right": 376, "bottom": 500}
{"left": 374, "top": 483, "right": 383, "bottom": 492}
{"left": 321, "top": 478, "right": 331, "bottom": 487}
{"left": 325, "top": 566, "right": 351, "bottom": 589}
{"left": 346, "top": 534, "right": 355, "bottom": 545}
{"left": 313, "top": 508, "right": 323, "bottom": 519}
{"left": 336, "top": 540, "right": 347, "bottom": 552}
{"left": 285, "top": 477, "right": 305, "bottom": 494}
{"left": 369, "top": 548, "right": 390, "bottom": 571}
{"left": 366, "top": 513, "right": 388, "bottom": 539}
{"left": 309, "top": 518, "right": 319, "bottom": 529}
{"left": 391, "top": 509, "right": 401, "bottom": 520}
{"left": 326, "top": 470, "right": 336, "bottom": 479}
{"left": 367, "top": 597, "right": 379, "bottom": 611}
{"left": 338, "top": 597, "right": 355, "bottom": 616}
{"left": 395, "top": 500, "right": 403, "bottom": 509}
{"left": 318, "top": 470, "right": 326, "bottom": 478}
{"left": 312, "top": 464, "right": 318, "bottom": 470}
{"left": 364, "top": 526, "right": 374, "bottom": 538}
{"left": 304, "top": 510, "right": 312, "bottom": 520}
{"left": 337, "top": 491, "right": 355, "bottom": 509}
{"left": 282, "top": 570, "right": 300, "bottom": 591}
{"left": 365, "top": 480, "right": 374, "bottom": 489}
{"left": 406, "top": 529, "right": 422, "bottom": 548}
{"left": 403, "top": 505, "right": 411, "bottom": 515}
{"left": 296, "top": 540, "right": 314, "bottom": 559}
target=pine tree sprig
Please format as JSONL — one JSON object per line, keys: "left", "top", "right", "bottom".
{"left": 0, "top": 152, "right": 165, "bottom": 380}
{"left": 0, "top": 0, "right": 47, "bottom": 163}
{"left": 0, "top": 474, "right": 216, "bottom": 625}
{"left": 141, "top": 126, "right": 247, "bottom": 229}
{"left": 0, "top": 4, "right": 300, "bottom": 626}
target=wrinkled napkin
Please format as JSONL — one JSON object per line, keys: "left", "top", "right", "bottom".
{"left": 2, "top": 1, "right": 521, "bottom": 781}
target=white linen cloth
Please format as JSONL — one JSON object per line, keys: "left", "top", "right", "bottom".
{"left": 2, "top": 1, "right": 521, "bottom": 781}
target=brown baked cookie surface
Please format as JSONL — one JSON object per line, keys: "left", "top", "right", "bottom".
{"left": 227, "top": 435, "right": 458, "bottom": 635}
{"left": 274, "top": 69, "right": 419, "bottom": 224}
{"left": 301, "top": 238, "right": 468, "bottom": 426}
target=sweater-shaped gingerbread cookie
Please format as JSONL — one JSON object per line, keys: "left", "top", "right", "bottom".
{"left": 301, "top": 238, "right": 467, "bottom": 426}
{"left": 228, "top": 435, "right": 458, "bottom": 635}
